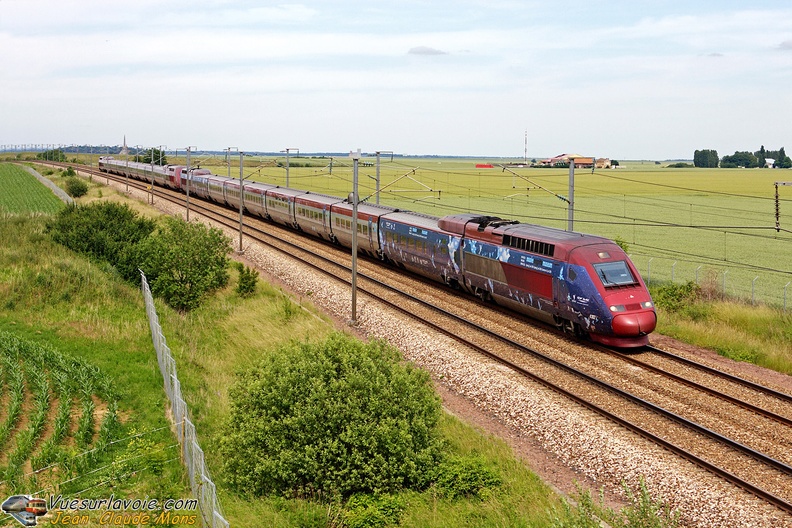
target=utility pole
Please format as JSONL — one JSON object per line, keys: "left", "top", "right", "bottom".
{"left": 568, "top": 158, "right": 575, "bottom": 232}
{"left": 375, "top": 151, "right": 381, "bottom": 205}
{"left": 776, "top": 182, "right": 792, "bottom": 232}
{"left": 238, "top": 151, "right": 247, "bottom": 253}
{"left": 283, "top": 147, "right": 298, "bottom": 187}
{"left": 349, "top": 148, "right": 361, "bottom": 325}
{"left": 185, "top": 146, "right": 196, "bottom": 221}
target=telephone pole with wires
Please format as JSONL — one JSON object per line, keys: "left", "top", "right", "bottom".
{"left": 776, "top": 181, "right": 792, "bottom": 232}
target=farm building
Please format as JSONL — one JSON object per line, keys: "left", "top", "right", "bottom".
{"left": 539, "top": 154, "right": 611, "bottom": 169}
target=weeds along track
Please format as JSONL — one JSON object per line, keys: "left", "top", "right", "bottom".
{"left": 72, "top": 163, "right": 792, "bottom": 518}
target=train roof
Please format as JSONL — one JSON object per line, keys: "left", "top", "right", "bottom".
{"left": 332, "top": 199, "right": 399, "bottom": 217}
{"left": 380, "top": 210, "right": 441, "bottom": 230}
{"left": 439, "top": 213, "right": 615, "bottom": 259}
{"left": 294, "top": 192, "right": 342, "bottom": 207}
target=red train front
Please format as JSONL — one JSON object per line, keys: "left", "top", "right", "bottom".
{"left": 561, "top": 241, "right": 656, "bottom": 347}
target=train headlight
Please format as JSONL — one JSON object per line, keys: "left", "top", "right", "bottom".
{"left": 609, "top": 305, "right": 626, "bottom": 312}
{"left": 641, "top": 301, "right": 654, "bottom": 309}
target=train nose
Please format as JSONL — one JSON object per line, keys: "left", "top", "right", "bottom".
{"left": 612, "top": 311, "right": 657, "bottom": 336}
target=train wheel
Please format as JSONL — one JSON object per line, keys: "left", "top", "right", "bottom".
{"left": 474, "top": 287, "right": 492, "bottom": 302}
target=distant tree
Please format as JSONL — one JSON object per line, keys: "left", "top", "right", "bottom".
{"left": 133, "top": 148, "right": 168, "bottom": 166}
{"left": 756, "top": 145, "right": 767, "bottom": 168}
{"left": 36, "top": 149, "right": 66, "bottom": 162}
{"left": 693, "top": 149, "right": 719, "bottom": 168}
{"left": 611, "top": 160, "right": 619, "bottom": 167}
{"left": 778, "top": 147, "right": 792, "bottom": 169}
{"left": 720, "top": 151, "right": 758, "bottom": 169}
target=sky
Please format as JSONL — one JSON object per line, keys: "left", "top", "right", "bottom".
{"left": 1, "top": 1, "right": 791, "bottom": 159}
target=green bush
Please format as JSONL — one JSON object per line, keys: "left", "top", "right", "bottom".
{"left": 137, "top": 216, "right": 231, "bottom": 311}
{"left": 234, "top": 261, "right": 259, "bottom": 297}
{"left": 613, "top": 236, "right": 629, "bottom": 253}
{"left": 652, "top": 281, "right": 700, "bottom": 313}
{"left": 432, "top": 455, "right": 502, "bottom": 499}
{"left": 65, "top": 177, "right": 88, "bottom": 198}
{"left": 220, "top": 334, "right": 443, "bottom": 499}
{"left": 46, "top": 202, "right": 156, "bottom": 278}
{"left": 342, "top": 494, "right": 405, "bottom": 528}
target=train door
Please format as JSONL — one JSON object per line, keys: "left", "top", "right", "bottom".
{"left": 553, "top": 263, "right": 568, "bottom": 315}
{"left": 367, "top": 216, "right": 375, "bottom": 253}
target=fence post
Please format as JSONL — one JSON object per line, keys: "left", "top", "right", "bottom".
{"left": 723, "top": 270, "right": 728, "bottom": 298}
{"left": 647, "top": 258, "right": 653, "bottom": 284}
{"left": 695, "top": 265, "right": 702, "bottom": 284}
{"left": 785, "top": 282, "right": 790, "bottom": 313}
{"left": 752, "top": 276, "right": 758, "bottom": 305}
{"left": 671, "top": 261, "right": 677, "bottom": 282}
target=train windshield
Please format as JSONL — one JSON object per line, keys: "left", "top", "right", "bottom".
{"left": 592, "top": 261, "right": 636, "bottom": 287}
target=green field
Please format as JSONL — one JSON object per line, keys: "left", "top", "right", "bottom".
{"left": 0, "top": 163, "right": 65, "bottom": 215}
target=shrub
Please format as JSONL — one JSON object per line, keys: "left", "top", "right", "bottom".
{"left": 234, "top": 261, "right": 259, "bottom": 297}
{"left": 613, "top": 236, "right": 629, "bottom": 253}
{"left": 433, "top": 454, "right": 502, "bottom": 499}
{"left": 137, "top": 216, "right": 231, "bottom": 311}
{"left": 220, "top": 334, "right": 443, "bottom": 499}
{"left": 652, "top": 281, "right": 702, "bottom": 313}
{"left": 65, "top": 177, "right": 88, "bottom": 198}
{"left": 46, "top": 202, "right": 156, "bottom": 277}
{"left": 342, "top": 494, "right": 405, "bottom": 528}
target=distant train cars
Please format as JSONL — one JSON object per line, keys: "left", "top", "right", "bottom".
{"left": 99, "top": 156, "right": 656, "bottom": 347}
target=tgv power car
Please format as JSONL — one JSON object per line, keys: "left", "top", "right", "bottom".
{"left": 99, "top": 156, "right": 656, "bottom": 346}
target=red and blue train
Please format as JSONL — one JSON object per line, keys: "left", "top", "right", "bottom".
{"left": 99, "top": 156, "right": 656, "bottom": 347}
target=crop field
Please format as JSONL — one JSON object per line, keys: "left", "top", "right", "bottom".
{"left": 0, "top": 331, "right": 120, "bottom": 498}
{"left": 0, "top": 215, "right": 191, "bottom": 522}
{"left": 179, "top": 155, "right": 791, "bottom": 308}
{"left": 0, "top": 163, "right": 64, "bottom": 215}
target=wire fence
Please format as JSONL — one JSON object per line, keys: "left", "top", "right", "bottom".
{"left": 629, "top": 254, "right": 792, "bottom": 311}
{"left": 140, "top": 271, "right": 229, "bottom": 528}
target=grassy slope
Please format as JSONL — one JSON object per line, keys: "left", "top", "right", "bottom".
{"left": 0, "top": 215, "right": 191, "bottom": 504}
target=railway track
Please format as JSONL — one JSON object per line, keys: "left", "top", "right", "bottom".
{"left": 41, "top": 161, "right": 792, "bottom": 519}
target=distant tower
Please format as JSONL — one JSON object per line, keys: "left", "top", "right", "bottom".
{"left": 119, "top": 135, "right": 129, "bottom": 156}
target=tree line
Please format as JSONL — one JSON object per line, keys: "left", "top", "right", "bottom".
{"left": 694, "top": 146, "right": 792, "bottom": 168}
